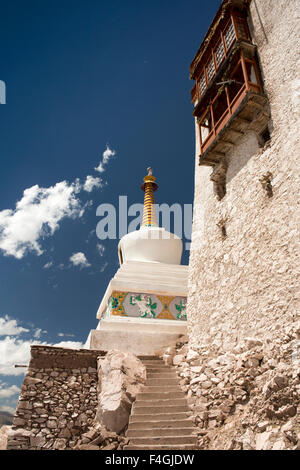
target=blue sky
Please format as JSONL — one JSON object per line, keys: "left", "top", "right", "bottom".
{"left": 0, "top": 0, "right": 220, "bottom": 413}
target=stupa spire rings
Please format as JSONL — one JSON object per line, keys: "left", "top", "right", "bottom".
{"left": 141, "top": 167, "right": 158, "bottom": 227}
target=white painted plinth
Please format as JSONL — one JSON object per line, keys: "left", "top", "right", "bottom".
{"left": 85, "top": 316, "right": 187, "bottom": 355}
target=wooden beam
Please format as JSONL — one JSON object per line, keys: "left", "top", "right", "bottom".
{"left": 199, "top": 157, "right": 216, "bottom": 166}
{"left": 250, "top": 110, "right": 270, "bottom": 126}
{"left": 228, "top": 128, "right": 244, "bottom": 136}
{"left": 247, "top": 101, "right": 264, "bottom": 109}
{"left": 235, "top": 116, "right": 251, "bottom": 124}
{"left": 210, "top": 151, "right": 226, "bottom": 159}
{"left": 218, "top": 139, "right": 235, "bottom": 147}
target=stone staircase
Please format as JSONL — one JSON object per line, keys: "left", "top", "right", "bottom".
{"left": 124, "top": 356, "right": 198, "bottom": 450}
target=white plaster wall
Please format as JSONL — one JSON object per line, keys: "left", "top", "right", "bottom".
{"left": 187, "top": 0, "right": 300, "bottom": 351}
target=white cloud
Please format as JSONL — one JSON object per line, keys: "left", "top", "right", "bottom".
{"left": 0, "top": 315, "right": 85, "bottom": 376}
{"left": 33, "top": 328, "right": 44, "bottom": 339}
{"left": 69, "top": 252, "right": 91, "bottom": 268}
{"left": 0, "top": 404, "right": 16, "bottom": 414}
{"left": 58, "top": 332, "right": 75, "bottom": 338}
{"left": 0, "top": 382, "right": 20, "bottom": 399}
{"left": 0, "top": 335, "right": 85, "bottom": 376}
{"left": 0, "top": 336, "right": 33, "bottom": 375}
{"left": 83, "top": 175, "right": 103, "bottom": 192}
{"left": 95, "top": 145, "right": 116, "bottom": 173}
{"left": 96, "top": 243, "right": 105, "bottom": 257}
{"left": 0, "top": 181, "right": 83, "bottom": 259}
{"left": 0, "top": 316, "right": 29, "bottom": 336}
{"left": 43, "top": 261, "right": 53, "bottom": 269}
{"left": 100, "top": 262, "right": 108, "bottom": 272}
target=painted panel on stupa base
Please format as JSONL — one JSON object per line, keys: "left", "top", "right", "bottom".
{"left": 104, "top": 291, "right": 187, "bottom": 321}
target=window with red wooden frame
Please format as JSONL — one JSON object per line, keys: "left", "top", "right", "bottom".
{"left": 199, "top": 74, "right": 207, "bottom": 96}
{"left": 215, "top": 40, "right": 225, "bottom": 67}
{"left": 191, "top": 7, "right": 265, "bottom": 156}
{"left": 199, "top": 109, "right": 213, "bottom": 146}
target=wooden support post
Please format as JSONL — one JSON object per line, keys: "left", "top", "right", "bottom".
{"left": 241, "top": 52, "right": 250, "bottom": 91}
{"left": 210, "top": 104, "right": 216, "bottom": 136}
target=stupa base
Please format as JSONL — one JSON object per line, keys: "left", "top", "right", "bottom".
{"left": 85, "top": 316, "right": 187, "bottom": 355}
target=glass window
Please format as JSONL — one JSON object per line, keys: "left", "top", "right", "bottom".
{"left": 199, "top": 111, "right": 213, "bottom": 144}
{"left": 215, "top": 41, "right": 225, "bottom": 67}
{"left": 224, "top": 21, "right": 236, "bottom": 50}
{"left": 228, "top": 62, "right": 245, "bottom": 101}
{"left": 199, "top": 74, "right": 207, "bottom": 95}
{"left": 206, "top": 57, "right": 215, "bottom": 82}
{"left": 212, "top": 90, "right": 228, "bottom": 124}
{"left": 245, "top": 61, "right": 258, "bottom": 84}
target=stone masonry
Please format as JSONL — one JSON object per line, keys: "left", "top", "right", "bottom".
{"left": 158, "top": 325, "right": 300, "bottom": 450}
{"left": 6, "top": 345, "right": 104, "bottom": 450}
{"left": 187, "top": 0, "right": 300, "bottom": 352}
{"left": 6, "top": 346, "right": 148, "bottom": 450}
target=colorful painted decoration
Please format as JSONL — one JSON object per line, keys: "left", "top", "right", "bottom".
{"left": 175, "top": 299, "right": 187, "bottom": 320}
{"left": 130, "top": 294, "right": 157, "bottom": 318}
{"left": 104, "top": 291, "right": 187, "bottom": 321}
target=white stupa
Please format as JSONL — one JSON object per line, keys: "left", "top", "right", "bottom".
{"left": 85, "top": 168, "right": 188, "bottom": 355}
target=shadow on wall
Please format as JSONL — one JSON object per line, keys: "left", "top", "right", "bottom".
{"left": 251, "top": 0, "right": 269, "bottom": 43}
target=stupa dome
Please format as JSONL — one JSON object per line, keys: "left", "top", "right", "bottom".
{"left": 118, "top": 168, "right": 183, "bottom": 265}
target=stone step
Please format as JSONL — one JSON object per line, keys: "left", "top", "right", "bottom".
{"left": 127, "top": 436, "right": 198, "bottom": 446}
{"left": 145, "top": 378, "right": 179, "bottom": 386}
{"left": 124, "top": 444, "right": 198, "bottom": 450}
{"left": 136, "top": 391, "right": 185, "bottom": 400}
{"left": 135, "top": 398, "right": 188, "bottom": 407}
{"left": 132, "top": 404, "right": 190, "bottom": 414}
{"left": 145, "top": 367, "right": 175, "bottom": 373}
{"left": 141, "top": 360, "right": 169, "bottom": 365}
{"left": 143, "top": 386, "right": 183, "bottom": 393}
{"left": 128, "top": 419, "right": 194, "bottom": 430}
{"left": 138, "top": 356, "right": 162, "bottom": 361}
{"left": 126, "top": 354, "right": 197, "bottom": 450}
{"left": 126, "top": 427, "right": 195, "bottom": 438}
{"left": 147, "top": 372, "right": 178, "bottom": 379}
{"left": 143, "top": 364, "right": 172, "bottom": 370}
{"left": 145, "top": 370, "right": 175, "bottom": 375}
{"left": 129, "top": 412, "right": 192, "bottom": 423}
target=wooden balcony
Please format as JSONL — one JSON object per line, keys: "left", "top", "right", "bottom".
{"left": 193, "top": 44, "right": 269, "bottom": 166}
{"left": 190, "top": 9, "right": 252, "bottom": 101}
{"left": 197, "top": 90, "right": 269, "bottom": 167}
{"left": 189, "top": 1, "right": 270, "bottom": 167}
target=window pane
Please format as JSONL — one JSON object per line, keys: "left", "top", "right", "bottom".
{"left": 224, "top": 21, "right": 235, "bottom": 50}
{"left": 199, "top": 112, "right": 212, "bottom": 144}
{"left": 215, "top": 41, "right": 225, "bottom": 67}
{"left": 199, "top": 74, "right": 206, "bottom": 95}
{"left": 212, "top": 90, "right": 228, "bottom": 124}
{"left": 246, "top": 61, "right": 258, "bottom": 84}
{"left": 206, "top": 57, "right": 215, "bottom": 82}
{"left": 228, "top": 63, "right": 244, "bottom": 101}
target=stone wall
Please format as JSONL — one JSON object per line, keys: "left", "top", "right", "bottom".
{"left": 187, "top": 0, "right": 300, "bottom": 351}
{"left": 6, "top": 345, "right": 104, "bottom": 450}
{"left": 165, "top": 321, "right": 300, "bottom": 450}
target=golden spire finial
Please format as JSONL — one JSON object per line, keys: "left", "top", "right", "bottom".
{"left": 141, "top": 167, "right": 158, "bottom": 227}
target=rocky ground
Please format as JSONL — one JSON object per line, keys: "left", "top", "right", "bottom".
{"left": 5, "top": 325, "right": 300, "bottom": 451}
{"left": 72, "top": 423, "right": 129, "bottom": 450}
{"left": 6, "top": 350, "right": 145, "bottom": 450}
{"left": 160, "top": 320, "right": 300, "bottom": 450}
